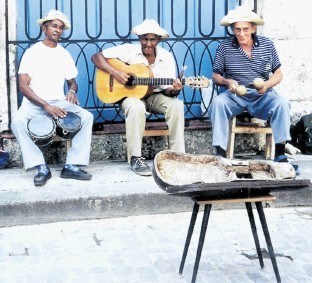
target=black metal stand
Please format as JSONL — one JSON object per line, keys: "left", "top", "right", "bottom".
{"left": 179, "top": 195, "right": 281, "bottom": 283}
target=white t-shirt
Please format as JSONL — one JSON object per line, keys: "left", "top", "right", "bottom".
{"left": 102, "top": 44, "right": 176, "bottom": 91}
{"left": 18, "top": 42, "right": 78, "bottom": 104}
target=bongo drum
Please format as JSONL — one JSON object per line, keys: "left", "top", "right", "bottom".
{"left": 27, "top": 115, "right": 56, "bottom": 146}
{"left": 56, "top": 111, "right": 82, "bottom": 140}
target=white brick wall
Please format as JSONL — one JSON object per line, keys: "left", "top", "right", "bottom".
{"left": 260, "top": 0, "right": 312, "bottom": 120}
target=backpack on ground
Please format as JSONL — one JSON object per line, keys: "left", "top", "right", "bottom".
{"left": 290, "top": 113, "right": 312, "bottom": 154}
{"left": 0, "top": 135, "right": 10, "bottom": 169}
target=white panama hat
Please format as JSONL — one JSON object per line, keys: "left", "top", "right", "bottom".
{"left": 37, "top": 9, "right": 71, "bottom": 30}
{"left": 132, "top": 19, "right": 169, "bottom": 38}
{"left": 220, "top": 6, "right": 264, "bottom": 26}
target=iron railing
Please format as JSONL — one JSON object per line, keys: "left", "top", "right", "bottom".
{"left": 5, "top": 0, "right": 255, "bottom": 127}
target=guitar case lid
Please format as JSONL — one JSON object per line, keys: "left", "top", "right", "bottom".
{"left": 152, "top": 150, "right": 310, "bottom": 199}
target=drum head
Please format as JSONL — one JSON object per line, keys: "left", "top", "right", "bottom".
{"left": 57, "top": 112, "right": 81, "bottom": 131}
{"left": 28, "top": 115, "right": 55, "bottom": 137}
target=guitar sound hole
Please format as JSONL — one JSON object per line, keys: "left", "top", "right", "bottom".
{"left": 125, "top": 75, "right": 136, "bottom": 88}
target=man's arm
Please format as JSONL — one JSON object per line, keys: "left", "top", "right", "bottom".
{"left": 257, "top": 67, "right": 283, "bottom": 94}
{"left": 212, "top": 67, "right": 283, "bottom": 95}
{"left": 212, "top": 72, "right": 238, "bottom": 93}
{"left": 91, "top": 51, "right": 129, "bottom": 85}
{"left": 164, "top": 79, "right": 182, "bottom": 96}
{"left": 65, "top": 78, "right": 79, "bottom": 104}
{"left": 19, "top": 73, "right": 66, "bottom": 118}
{"left": 159, "top": 51, "right": 182, "bottom": 96}
{"left": 19, "top": 74, "right": 48, "bottom": 108}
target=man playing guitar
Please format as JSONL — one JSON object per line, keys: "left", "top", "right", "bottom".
{"left": 91, "top": 19, "right": 185, "bottom": 176}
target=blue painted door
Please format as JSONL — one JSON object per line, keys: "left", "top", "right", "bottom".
{"left": 16, "top": 0, "right": 246, "bottom": 123}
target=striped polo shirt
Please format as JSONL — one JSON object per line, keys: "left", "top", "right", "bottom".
{"left": 213, "top": 34, "right": 281, "bottom": 87}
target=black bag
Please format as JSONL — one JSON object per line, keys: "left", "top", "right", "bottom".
{"left": 0, "top": 136, "right": 10, "bottom": 169}
{"left": 290, "top": 113, "right": 312, "bottom": 154}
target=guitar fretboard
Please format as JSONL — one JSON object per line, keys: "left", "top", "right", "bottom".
{"left": 133, "top": 78, "right": 186, "bottom": 86}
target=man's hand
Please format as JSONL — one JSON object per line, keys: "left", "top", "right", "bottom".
{"left": 112, "top": 69, "right": 130, "bottom": 85}
{"left": 66, "top": 90, "right": 79, "bottom": 105}
{"left": 227, "top": 79, "right": 238, "bottom": 93}
{"left": 165, "top": 78, "right": 183, "bottom": 97}
{"left": 44, "top": 104, "right": 67, "bottom": 119}
{"left": 256, "top": 82, "right": 268, "bottom": 94}
{"left": 172, "top": 78, "right": 182, "bottom": 91}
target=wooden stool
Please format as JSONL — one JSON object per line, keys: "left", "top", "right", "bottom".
{"left": 179, "top": 194, "right": 281, "bottom": 283}
{"left": 143, "top": 125, "right": 169, "bottom": 139}
{"left": 227, "top": 114, "right": 274, "bottom": 160}
{"left": 52, "top": 135, "right": 72, "bottom": 151}
{"left": 0, "top": 132, "right": 72, "bottom": 152}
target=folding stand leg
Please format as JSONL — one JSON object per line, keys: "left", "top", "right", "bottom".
{"left": 192, "top": 204, "right": 212, "bottom": 283}
{"left": 179, "top": 202, "right": 200, "bottom": 275}
{"left": 245, "top": 202, "right": 265, "bottom": 269}
{"left": 255, "top": 202, "right": 281, "bottom": 283}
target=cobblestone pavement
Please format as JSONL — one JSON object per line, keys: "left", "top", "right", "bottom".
{"left": 1, "top": 206, "right": 312, "bottom": 283}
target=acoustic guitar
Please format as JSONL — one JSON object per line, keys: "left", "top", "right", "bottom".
{"left": 95, "top": 58, "right": 210, "bottom": 103}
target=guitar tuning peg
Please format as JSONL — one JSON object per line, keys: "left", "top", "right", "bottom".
{"left": 179, "top": 65, "right": 188, "bottom": 79}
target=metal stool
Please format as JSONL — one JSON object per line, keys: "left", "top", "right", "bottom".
{"left": 179, "top": 194, "right": 281, "bottom": 283}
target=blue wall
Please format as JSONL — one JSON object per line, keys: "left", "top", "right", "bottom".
{"left": 16, "top": 0, "right": 245, "bottom": 123}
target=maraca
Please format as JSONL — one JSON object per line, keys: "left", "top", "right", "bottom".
{"left": 253, "top": 78, "right": 265, "bottom": 90}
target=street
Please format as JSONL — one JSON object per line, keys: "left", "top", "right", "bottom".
{"left": 1, "top": 207, "right": 312, "bottom": 282}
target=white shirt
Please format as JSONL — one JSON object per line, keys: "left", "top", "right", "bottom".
{"left": 102, "top": 44, "right": 176, "bottom": 91}
{"left": 18, "top": 42, "right": 78, "bottom": 104}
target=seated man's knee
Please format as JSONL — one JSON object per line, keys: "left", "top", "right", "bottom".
{"left": 85, "top": 110, "right": 94, "bottom": 121}
{"left": 168, "top": 99, "right": 184, "bottom": 113}
{"left": 124, "top": 98, "right": 146, "bottom": 115}
{"left": 211, "top": 94, "right": 226, "bottom": 107}
{"left": 11, "top": 115, "right": 25, "bottom": 131}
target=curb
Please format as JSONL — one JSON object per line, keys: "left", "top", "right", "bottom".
{"left": 0, "top": 159, "right": 311, "bottom": 227}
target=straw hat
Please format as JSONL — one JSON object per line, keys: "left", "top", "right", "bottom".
{"left": 37, "top": 9, "right": 71, "bottom": 30}
{"left": 220, "top": 6, "right": 264, "bottom": 26}
{"left": 132, "top": 19, "right": 169, "bottom": 38}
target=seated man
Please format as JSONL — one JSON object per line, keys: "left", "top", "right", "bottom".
{"left": 208, "top": 6, "right": 298, "bottom": 171}
{"left": 91, "top": 19, "right": 185, "bottom": 176}
{"left": 11, "top": 10, "right": 93, "bottom": 186}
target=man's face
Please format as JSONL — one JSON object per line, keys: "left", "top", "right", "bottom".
{"left": 139, "top": 33, "right": 160, "bottom": 56}
{"left": 42, "top": 19, "right": 65, "bottom": 43}
{"left": 232, "top": 22, "right": 256, "bottom": 45}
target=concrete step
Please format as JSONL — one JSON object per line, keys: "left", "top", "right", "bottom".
{"left": 0, "top": 157, "right": 311, "bottom": 227}
{"left": 1, "top": 120, "right": 213, "bottom": 167}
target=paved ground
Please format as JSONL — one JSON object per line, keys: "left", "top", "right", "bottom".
{"left": 0, "top": 153, "right": 311, "bottom": 226}
{"left": 0, "top": 152, "right": 312, "bottom": 282}
{"left": 0, "top": 207, "right": 312, "bottom": 282}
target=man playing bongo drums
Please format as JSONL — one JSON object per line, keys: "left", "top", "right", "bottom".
{"left": 11, "top": 10, "right": 93, "bottom": 186}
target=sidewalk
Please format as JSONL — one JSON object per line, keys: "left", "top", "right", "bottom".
{"left": 0, "top": 153, "right": 311, "bottom": 227}
{"left": 0, "top": 207, "right": 311, "bottom": 282}
{"left": 0, "top": 153, "right": 311, "bottom": 282}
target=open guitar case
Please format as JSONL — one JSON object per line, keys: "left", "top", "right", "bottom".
{"left": 152, "top": 150, "right": 310, "bottom": 200}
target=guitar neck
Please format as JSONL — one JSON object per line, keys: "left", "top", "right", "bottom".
{"left": 135, "top": 77, "right": 186, "bottom": 86}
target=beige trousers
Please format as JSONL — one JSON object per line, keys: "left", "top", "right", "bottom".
{"left": 121, "top": 94, "right": 185, "bottom": 162}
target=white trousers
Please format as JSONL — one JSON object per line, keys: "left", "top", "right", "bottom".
{"left": 121, "top": 94, "right": 185, "bottom": 161}
{"left": 11, "top": 100, "right": 93, "bottom": 170}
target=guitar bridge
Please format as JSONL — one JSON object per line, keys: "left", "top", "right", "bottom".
{"left": 109, "top": 75, "right": 114, "bottom": 92}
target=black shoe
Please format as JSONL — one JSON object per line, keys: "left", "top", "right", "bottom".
{"left": 60, "top": 167, "right": 92, "bottom": 180}
{"left": 215, "top": 146, "right": 227, "bottom": 158}
{"left": 130, "top": 156, "right": 152, "bottom": 176}
{"left": 34, "top": 167, "right": 51, "bottom": 186}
